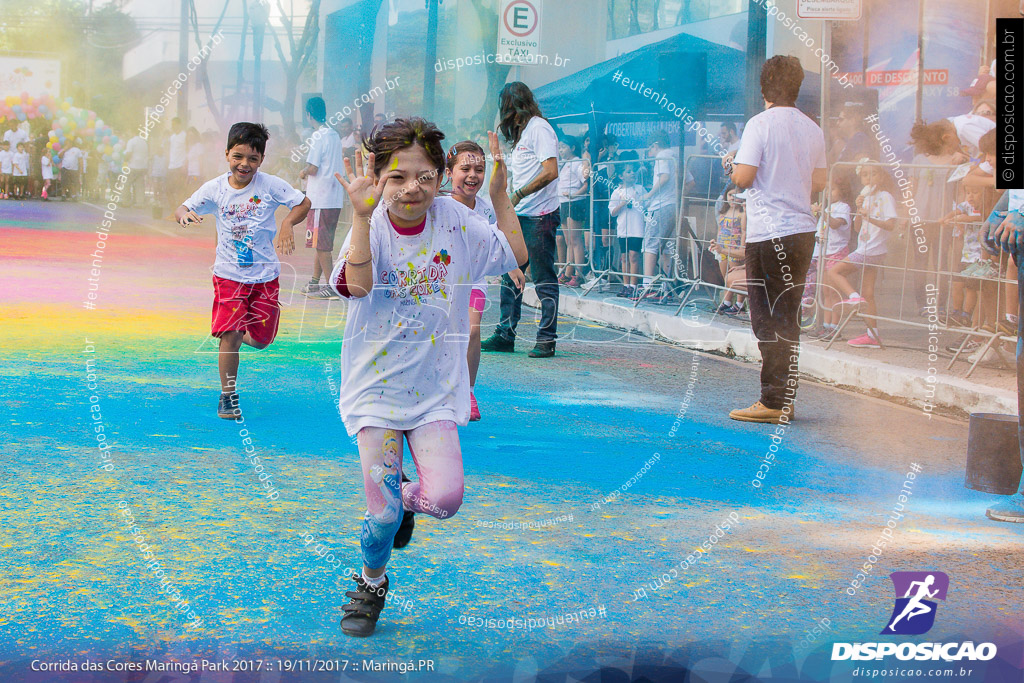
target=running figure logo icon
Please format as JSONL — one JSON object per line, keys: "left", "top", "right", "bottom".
{"left": 881, "top": 571, "right": 949, "bottom": 635}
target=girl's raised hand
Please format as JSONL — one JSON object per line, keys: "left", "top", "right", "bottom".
{"left": 487, "top": 131, "right": 507, "bottom": 196}
{"left": 335, "top": 151, "right": 390, "bottom": 218}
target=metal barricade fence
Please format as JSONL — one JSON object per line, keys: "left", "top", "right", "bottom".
{"left": 559, "top": 152, "right": 1014, "bottom": 379}
{"left": 566, "top": 153, "right": 721, "bottom": 307}
{"left": 815, "top": 160, "right": 1016, "bottom": 377}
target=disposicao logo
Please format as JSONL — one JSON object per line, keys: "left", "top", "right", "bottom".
{"left": 832, "top": 571, "right": 997, "bottom": 662}
{"left": 882, "top": 571, "right": 948, "bottom": 635}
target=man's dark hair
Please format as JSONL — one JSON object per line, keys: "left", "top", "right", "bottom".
{"left": 760, "top": 55, "right": 804, "bottom": 106}
{"left": 498, "top": 81, "right": 544, "bottom": 145}
{"left": 648, "top": 129, "right": 670, "bottom": 148}
{"left": 226, "top": 122, "right": 271, "bottom": 156}
{"left": 364, "top": 117, "right": 446, "bottom": 177}
{"left": 305, "top": 96, "right": 327, "bottom": 124}
{"left": 560, "top": 135, "right": 581, "bottom": 157}
{"left": 721, "top": 122, "right": 737, "bottom": 134}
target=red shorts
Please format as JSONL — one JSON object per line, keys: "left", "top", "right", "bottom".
{"left": 211, "top": 275, "right": 281, "bottom": 346}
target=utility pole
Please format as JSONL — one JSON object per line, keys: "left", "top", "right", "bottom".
{"left": 252, "top": 0, "right": 269, "bottom": 122}
{"left": 745, "top": 0, "right": 768, "bottom": 120}
{"left": 423, "top": 0, "right": 440, "bottom": 120}
{"left": 178, "top": 0, "right": 190, "bottom": 120}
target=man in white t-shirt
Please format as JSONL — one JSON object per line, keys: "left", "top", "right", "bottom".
{"left": 640, "top": 130, "right": 679, "bottom": 302}
{"left": 61, "top": 145, "right": 84, "bottom": 199}
{"left": 125, "top": 133, "right": 149, "bottom": 206}
{"left": 338, "top": 117, "right": 358, "bottom": 232}
{"left": 298, "top": 97, "right": 347, "bottom": 299}
{"left": 4, "top": 121, "right": 28, "bottom": 149}
{"left": 168, "top": 117, "right": 188, "bottom": 198}
{"left": 726, "top": 55, "right": 827, "bottom": 425}
{"left": 481, "top": 82, "right": 561, "bottom": 358}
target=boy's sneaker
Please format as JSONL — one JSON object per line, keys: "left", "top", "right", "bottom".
{"left": 308, "top": 285, "right": 339, "bottom": 300}
{"left": 715, "top": 302, "right": 738, "bottom": 315}
{"left": 565, "top": 275, "right": 581, "bottom": 288}
{"left": 840, "top": 295, "right": 867, "bottom": 307}
{"left": 968, "top": 346, "right": 1001, "bottom": 364}
{"left": 300, "top": 279, "right": 321, "bottom": 294}
{"left": 947, "top": 339, "right": 980, "bottom": 354}
{"left": 641, "top": 288, "right": 663, "bottom": 304}
{"left": 480, "top": 333, "right": 514, "bottom": 353}
{"left": 998, "top": 320, "right": 1017, "bottom": 336}
{"left": 469, "top": 392, "right": 481, "bottom": 421}
{"left": 217, "top": 392, "right": 240, "bottom": 419}
{"left": 341, "top": 573, "right": 389, "bottom": 637}
{"left": 616, "top": 285, "right": 634, "bottom": 298}
{"left": 847, "top": 332, "right": 881, "bottom": 349}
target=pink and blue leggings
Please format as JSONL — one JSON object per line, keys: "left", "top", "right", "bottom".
{"left": 356, "top": 420, "right": 464, "bottom": 569}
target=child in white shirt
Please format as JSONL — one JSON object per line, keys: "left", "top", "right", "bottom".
{"left": 329, "top": 118, "right": 527, "bottom": 638}
{"left": 609, "top": 164, "right": 646, "bottom": 298}
{"left": 444, "top": 139, "right": 525, "bottom": 422}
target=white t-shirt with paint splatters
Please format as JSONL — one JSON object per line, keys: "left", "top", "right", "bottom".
{"left": 184, "top": 171, "right": 306, "bottom": 283}
{"left": 330, "top": 195, "right": 517, "bottom": 436}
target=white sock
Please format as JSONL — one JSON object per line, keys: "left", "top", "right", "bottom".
{"left": 849, "top": 291, "right": 861, "bottom": 300}
{"left": 867, "top": 328, "right": 880, "bottom": 339}
{"left": 362, "top": 570, "right": 386, "bottom": 587}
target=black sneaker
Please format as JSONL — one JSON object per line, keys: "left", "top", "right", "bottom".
{"left": 480, "top": 333, "right": 514, "bottom": 353}
{"left": 393, "top": 511, "right": 415, "bottom": 548}
{"left": 217, "top": 392, "right": 240, "bottom": 419}
{"left": 528, "top": 341, "right": 556, "bottom": 358}
{"left": 393, "top": 472, "right": 415, "bottom": 549}
{"left": 340, "top": 573, "right": 389, "bottom": 637}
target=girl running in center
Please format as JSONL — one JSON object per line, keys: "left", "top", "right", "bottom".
{"left": 329, "top": 118, "right": 528, "bottom": 637}
{"left": 445, "top": 140, "right": 526, "bottom": 422}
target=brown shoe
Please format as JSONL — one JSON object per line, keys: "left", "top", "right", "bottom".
{"left": 729, "top": 401, "right": 795, "bottom": 424}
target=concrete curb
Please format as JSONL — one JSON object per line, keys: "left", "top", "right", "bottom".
{"left": 522, "top": 287, "right": 1016, "bottom": 418}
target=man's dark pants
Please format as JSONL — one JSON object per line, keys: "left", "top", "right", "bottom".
{"left": 496, "top": 209, "right": 560, "bottom": 344}
{"left": 745, "top": 231, "right": 816, "bottom": 410}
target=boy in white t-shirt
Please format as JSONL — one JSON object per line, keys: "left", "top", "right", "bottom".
{"left": 298, "top": 97, "right": 347, "bottom": 299}
{"left": 174, "top": 122, "right": 311, "bottom": 420}
{"left": 0, "top": 141, "right": 12, "bottom": 199}
{"left": 329, "top": 119, "right": 527, "bottom": 637}
{"left": 609, "top": 164, "right": 646, "bottom": 298}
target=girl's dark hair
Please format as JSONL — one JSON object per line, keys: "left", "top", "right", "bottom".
{"left": 226, "top": 122, "right": 270, "bottom": 156}
{"left": 446, "top": 140, "right": 485, "bottom": 171}
{"left": 760, "top": 55, "right": 804, "bottom": 106}
{"left": 364, "top": 117, "right": 446, "bottom": 177}
{"left": 830, "top": 169, "right": 857, "bottom": 207}
{"left": 498, "top": 81, "right": 544, "bottom": 145}
{"left": 909, "top": 119, "right": 956, "bottom": 156}
{"left": 860, "top": 160, "right": 897, "bottom": 195}
{"left": 718, "top": 183, "right": 742, "bottom": 215}
{"left": 560, "top": 135, "right": 581, "bottom": 157}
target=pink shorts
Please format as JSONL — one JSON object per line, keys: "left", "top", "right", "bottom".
{"left": 469, "top": 287, "right": 486, "bottom": 313}
{"left": 824, "top": 246, "right": 851, "bottom": 271}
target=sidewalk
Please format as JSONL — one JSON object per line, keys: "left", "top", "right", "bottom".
{"left": 523, "top": 285, "right": 1017, "bottom": 418}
